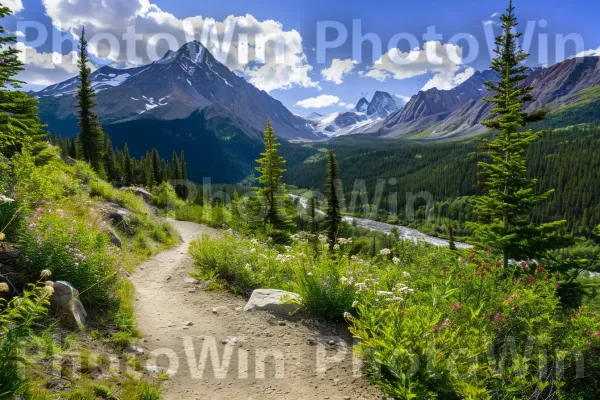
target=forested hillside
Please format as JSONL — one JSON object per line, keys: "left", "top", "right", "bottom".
{"left": 285, "top": 125, "right": 600, "bottom": 237}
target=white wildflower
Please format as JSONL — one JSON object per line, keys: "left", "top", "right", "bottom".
{"left": 377, "top": 291, "right": 394, "bottom": 296}
{"left": 392, "top": 257, "right": 401, "bottom": 265}
{"left": 380, "top": 248, "right": 391, "bottom": 256}
{"left": 0, "top": 282, "right": 9, "bottom": 292}
{"left": 40, "top": 270, "right": 52, "bottom": 279}
{"left": 402, "top": 271, "right": 411, "bottom": 278}
{"left": 352, "top": 300, "right": 359, "bottom": 308}
{"left": 250, "top": 248, "right": 256, "bottom": 253}
{"left": 343, "top": 312, "right": 352, "bottom": 319}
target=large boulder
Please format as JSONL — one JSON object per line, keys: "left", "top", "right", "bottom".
{"left": 243, "top": 289, "right": 301, "bottom": 316}
{"left": 50, "top": 281, "right": 88, "bottom": 328}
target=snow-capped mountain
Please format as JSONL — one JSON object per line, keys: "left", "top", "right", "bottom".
{"left": 36, "top": 41, "right": 323, "bottom": 141}
{"left": 307, "top": 92, "right": 398, "bottom": 138}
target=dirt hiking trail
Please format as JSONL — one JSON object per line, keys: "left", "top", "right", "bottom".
{"left": 133, "top": 220, "right": 383, "bottom": 400}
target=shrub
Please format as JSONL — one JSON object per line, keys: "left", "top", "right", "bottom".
{"left": 16, "top": 204, "right": 121, "bottom": 309}
{"left": 89, "top": 180, "right": 145, "bottom": 215}
{"left": 349, "top": 252, "right": 600, "bottom": 399}
{"left": 151, "top": 182, "right": 184, "bottom": 210}
{"left": 0, "top": 284, "right": 51, "bottom": 398}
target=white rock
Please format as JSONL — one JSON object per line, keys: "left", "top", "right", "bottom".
{"left": 243, "top": 289, "right": 301, "bottom": 316}
{"left": 50, "top": 281, "right": 87, "bottom": 327}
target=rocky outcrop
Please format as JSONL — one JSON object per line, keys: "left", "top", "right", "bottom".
{"left": 243, "top": 289, "right": 301, "bottom": 316}
{"left": 50, "top": 281, "right": 88, "bottom": 328}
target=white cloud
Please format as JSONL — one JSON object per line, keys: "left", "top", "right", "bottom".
{"left": 491, "top": 12, "right": 500, "bottom": 18}
{"left": 4, "top": 0, "right": 24, "bottom": 13}
{"left": 15, "top": 31, "right": 25, "bottom": 38}
{"left": 321, "top": 58, "right": 356, "bottom": 84}
{"left": 338, "top": 101, "right": 355, "bottom": 109}
{"left": 421, "top": 66, "right": 475, "bottom": 91}
{"left": 364, "top": 41, "right": 474, "bottom": 91}
{"left": 484, "top": 20, "right": 497, "bottom": 26}
{"left": 15, "top": 43, "right": 80, "bottom": 88}
{"left": 38, "top": 0, "right": 317, "bottom": 92}
{"left": 394, "top": 94, "right": 412, "bottom": 105}
{"left": 574, "top": 46, "right": 600, "bottom": 58}
{"left": 295, "top": 94, "right": 340, "bottom": 109}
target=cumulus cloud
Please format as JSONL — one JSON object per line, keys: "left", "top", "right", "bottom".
{"left": 15, "top": 43, "right": 80, "bottom": 88}
{"left": 321, "top": 58, "right": 356, "bottom": 84}
{"left": 364, "top": 41, "right": 474, "bottom": 91}
{"left": 4, "top": 0, "right": 24, "bottom": 13}
{"left": 38, "top": 0, "right": 317, "bottom": 92}
{"left": 295, "top": 94, "right": 340, "bottom": 109}
{"left": 338, "top": 101, "right": 355, "bottom": 109}
{"left": 394, "top": 94, "right": 412, "bottom": 106}
{"left": 574, "top": 46, "right": 600, "bottom": 58}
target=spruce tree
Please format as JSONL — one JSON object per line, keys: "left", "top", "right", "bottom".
{"left": 151, "top": 147, "right": 162, "bottom": 183}
{"left": 0, "top": 4, "right": 49, "bottom": 161}
{"left": 447, "top": 223, "right": 457, "bottom": 251}
{"left": 123, "top": 144, "right": 133, "bottom": 186}
{"left": 470, "top": 0, "right": 568, "bottom": 267}
{"left": 324, "top": 150, "right": 342, "bottom": 250}
{"left": 75, "top": 27, "right": 105, "bottom": 176}
{"left": 171, "top": 151, "right": 181, "bottom": 179}
{"left": 103, "top": 133, "right": 117, "bottom": 182}
{"left": 180, "top": 150, "right": 187, "bottom": 180}
{"left": 255, "top": 119, "right": 286, "bottom": 228}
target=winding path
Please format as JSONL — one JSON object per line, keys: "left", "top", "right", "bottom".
{"left": 133, "top": 220, "right": 382, "bottom": 400}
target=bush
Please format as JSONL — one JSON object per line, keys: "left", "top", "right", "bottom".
{"left": 89, "top": 180, "right": 145, "bottom": 214}
{"left": 0, "top": 284, "right": 51, "bottom": 398}
{"left": 16, "top": 204, "right": 121, "bottom": 309}
{"left": 151, "top": 182, "right": 184, "bottom": 210}
{"left": 349, "top": 252, "right": 600, "bottom": 399}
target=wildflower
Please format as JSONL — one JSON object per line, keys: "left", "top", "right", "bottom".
{"left": 494, "top": 313, "right": 501, "bottom": 323}
{"left": 402, "top": 271, "right": 410, "bottom": 278}
{"left": 442, "top": 319, "right": 452, "bottom": 328}
{"left": 40, "top": 270, "right": 52, "bottom": 279}
{"left": 42, "top": 285, "right": 55, "bottom": 298}
{"left": 452, "top": 302, "right": 461, "bottom": 312}
{"left": 341, "top": 277, "right": 349, "bottom": 285}
{"left": 593, "top": 313, "right": 598, "bottom": 318}
{"left": 250, "top": 248, "right": 256, "bottom": 253}
{"left": 0, "top": 232, "right": 5, "bottom": 241}
{"left": 333, "top": 244, "right": 340, "bottom": 250}
{"left": 377, "top": 291, "right": 394, "bottom": 296}
{"left": 379, "top": 248, "right": 391, "bottom": 256}
{"left": 109, "top": 293, "right": 115, "bottom": 299}
{"left": 0, "top": 282, "right": 9, "bottom": 292}
{"left": 343, "top": 312, "right": 352, "bottom": 319}
{"left": 307, "top": 272, "right": 313, "bottom": 276}
{"left": 536, "top": 266, "right": 545, "bottom": 272}
{"left": 337, "top": 237, "right": 353, "bottom": 245}
{"left": 245, "top": 263, "right": 252, "bottom": 270}
{"left": 352, "top": 300, "right": 359, "bottom": 308}
{"left": 392, "top": 257, "right": 400, "bottom": 265}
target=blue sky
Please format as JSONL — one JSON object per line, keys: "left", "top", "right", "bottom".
{"left": 6, "top": 0, "right": 600, "bottom": 116}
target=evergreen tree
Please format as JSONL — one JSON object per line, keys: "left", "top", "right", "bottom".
{"left": 255, "top": 119, "right": 286, "bottom": 229}
{"left": 324, "top": 150, "right": 342, "bottom": 250}
{"left": 75, "top": 27, "right": 105, "bottom": 176}
{"left": 0, "top": 4, "right": 49, "bottom": 161}
{"left": 103, "top": 133, "right": 117, "bottom": 182}
{"left": 180, "top": 150, "right": 187, "bottom": 180}
{"left": 470, "top": 1, "right": 569, "bottom": 267}
{"left": 151, "top": 147, "right": 162, "bottom": 183}
{"left": 171, "top": 151, "right": 181, "bottom": 179}
{"left": 144, "top": 152, "right": 155, "bottom": 188}
{"left": 447, "top": 223, "right": 457, "bottom": 251}
{"left": 123, "top": 144, "right": 133, "bottom": 186}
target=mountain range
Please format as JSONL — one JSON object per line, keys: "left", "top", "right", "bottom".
{"left": 34, "top": 41, "right": 600, "bottom": 181}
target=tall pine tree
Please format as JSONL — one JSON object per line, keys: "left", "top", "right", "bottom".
{"left": 123, "top": 144, "right": 133, "bottom": 186}
{"left": 0, "top": 4, "right": 49, "bottom": 162}
{"left": 75, "top": 27, "right": 105, "bottom": 176}
{"left": 470, "top": 0, "right": 568, "bottom": 267}
{"left": 324, "top": 150, "right": 342, "bottom": 250}
{"left": 255, "top": 119, "right": 286, "bottom": 229}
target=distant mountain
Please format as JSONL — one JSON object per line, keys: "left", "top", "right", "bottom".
{"left": 309, "top": 91, "right": 398, "bottom": 138}
{"left": 366, "top": 91, "right": 398, "bottom": 118}
{"left": 376, "top": 58, "right": 600, "bottom": 139}
{"left": 355, "top": 97, "right": 370, "bottom": 113}
{"left": 36, "top": 40, "right": 323, "bottom": 141}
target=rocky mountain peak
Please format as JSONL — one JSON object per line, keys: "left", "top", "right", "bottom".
{"left": 355, "top": 97, "right": 370, "bottom": 113}
{"left": 367, "top": 91, "right": 398, "bottom": 118}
